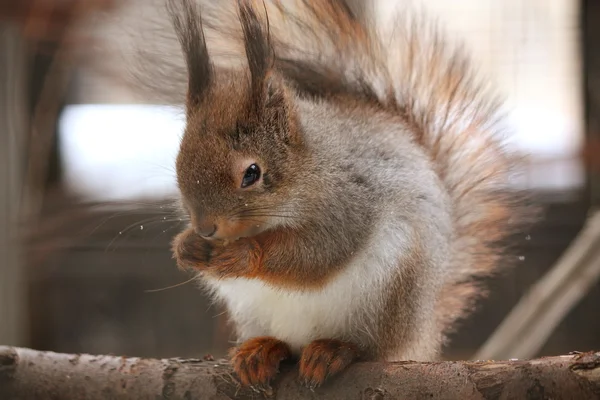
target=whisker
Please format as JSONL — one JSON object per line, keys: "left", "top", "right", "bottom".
{"left": 212, "top": 310, "right": 228, "bottom": 318}
{"left": 230, "top": 206, "right": 311, "bottom": 218}
{"left": 88, "top": 209, "right": 178, "bottom": 236}
{"left": 144, "top": 275, "right": 198, "bottom": 293}
{"left": 149, "top": 222, "right": 182, "bottom": 243}
{"left": 104, "top": 216, "right": 182, "bottom": 252}
{"left": 237, "top": 214, "right": 306, "bottom": 220}
{"left": 85, "top": 198, "right": 179, "bottom": 211}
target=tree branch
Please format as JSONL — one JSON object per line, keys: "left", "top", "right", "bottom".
{"left": 0, "top": 346, "right": 599, "bottom": 399}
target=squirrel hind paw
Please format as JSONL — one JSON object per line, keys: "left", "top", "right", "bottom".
{"left": 229, "top": 336, "right": 292, "bottom": 390}
{"left": 299, "top": 339, "right": 359, "bottom": 389}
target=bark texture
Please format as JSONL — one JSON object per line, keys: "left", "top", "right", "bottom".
{"left": 0, "top": 347, "right": 599, "bottom": 399}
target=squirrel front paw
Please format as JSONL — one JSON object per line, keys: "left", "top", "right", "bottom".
{"left": 171, "top": 227, "right": 213, "bottom": 270}
{"left": 230, "top": 337, "right": 292, "bottom": 392}
{"left": 172, "top": 227, "right": 262, "bottom": 279}
{"left": 299, "top": 339, "right": 359, "bottom": 389}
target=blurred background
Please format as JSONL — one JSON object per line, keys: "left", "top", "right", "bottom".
{"left": 0, "top": 0, "right": 598, "bottom": 362}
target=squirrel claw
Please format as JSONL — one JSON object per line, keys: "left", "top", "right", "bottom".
{"left": 249, "top": 385, "right": 265, "bottom": 394}
{"left": 248, "top": 385, "right": 260, "bottom": 393}
{"left": 298, "top": 339, "right": 358, "bottom": 388}
{"left": 230, "top": 336, "right": 292, "bottom": 390}
{"left": 252, "top": 384, "right": 275, "bottom": 397}
{"left": 301, "top": 379, "right": 318, "bottom": 392}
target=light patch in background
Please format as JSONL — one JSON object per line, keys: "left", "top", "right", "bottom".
{"left": 378, "top": 0, "right": 585, "bottom": 191}
{"left": 59, "top": 104, "right": 185, "bottom": 202}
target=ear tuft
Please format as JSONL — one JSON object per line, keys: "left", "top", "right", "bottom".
{"left": 238, "top": 0, "right": 274, "bottom": 114}
{"left": 167, "top": 0, "right": 213, "bottom": 112}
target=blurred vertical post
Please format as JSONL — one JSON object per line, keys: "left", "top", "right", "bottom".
{"left": 0, "top": 23, "right": 29, "bottom": 346}
{"left": 583, "top": 0, "right": 600, "bottom": 205}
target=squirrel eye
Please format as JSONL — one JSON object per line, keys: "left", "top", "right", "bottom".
{"left": 241, "top": 164, "right": 261, "bottom": 188}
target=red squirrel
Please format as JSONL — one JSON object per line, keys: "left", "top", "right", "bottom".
{"left": 160, "top": 0, "right": 533, "bottom": 390}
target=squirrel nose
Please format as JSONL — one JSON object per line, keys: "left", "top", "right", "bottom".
{"left": 194, "top": 222, "right": 217, "bottom": 238}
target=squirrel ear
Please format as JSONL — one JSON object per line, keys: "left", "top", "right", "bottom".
{"left": 168, "top": 0, "right": 213, "bottom": 112}
{"left": 265, "top": 73, "right": 286, "bottom": 108}
{"left": 263, "top": 74, "right": 303, "bottom": 147}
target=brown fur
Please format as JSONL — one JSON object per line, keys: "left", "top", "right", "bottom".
{"left": 299, "top": 339, "right": 359, "bottom": 389}
{"left": 172, "top": 224, "right": 363, "bottom": 290}
{"left": 229, "top": 336, "right": 292, "bottom": 388}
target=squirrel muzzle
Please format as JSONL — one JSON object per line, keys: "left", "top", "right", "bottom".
{"left": 191, "top": 212, "right": 265, "bottom": 243}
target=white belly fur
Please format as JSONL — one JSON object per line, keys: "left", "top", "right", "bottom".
{"left": 203, "top": 219, "right": 409, "bottom": 354}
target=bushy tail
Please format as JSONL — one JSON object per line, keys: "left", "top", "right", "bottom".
{"left": 90, "top": 0, "right": 534, "bottom": 338}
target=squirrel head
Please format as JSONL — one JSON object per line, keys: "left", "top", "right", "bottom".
{"left": 172, "top": 0, "right": 306, "bottom": 241}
